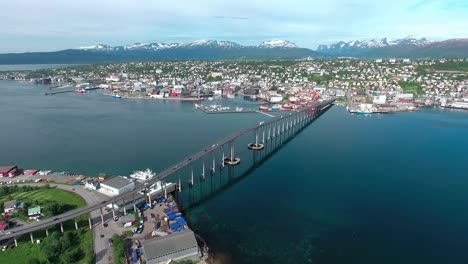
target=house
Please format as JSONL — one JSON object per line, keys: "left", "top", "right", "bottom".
{"left": 142, "top": 230, "right": 199, "bottom": 264}
{"left": 98, "top": 176, "right": 135, "bottom": 196}
{"left": 0, "top": 165, "right": 18, "bottom": 177}
{"left": 3, "top": 200, "right": 16, "bottom": 213}
{"left": 28, "top": 206, "right": 41, "bottom": 220}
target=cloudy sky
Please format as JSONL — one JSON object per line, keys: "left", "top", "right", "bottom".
{"left": 1, "top": 0, "right": 467, "bottom": 53}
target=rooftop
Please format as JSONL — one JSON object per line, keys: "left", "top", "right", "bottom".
{"left": 28, "top": 206, "right": 41, "bottom": 215}
{"left": 4, "top": 200, "right": 16, "bottom": 209}
{"left": 102, "top": 176, "right": 133, "bottom": 189}
{"left": 0, "top": 165, "right": 17, "bottom": 173}
{"left": 142, "top": 230, "right": 198, "bottom": 263}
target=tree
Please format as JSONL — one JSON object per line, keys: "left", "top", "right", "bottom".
{"left": 28, "top": 258, "right": 41, "bottom": 264}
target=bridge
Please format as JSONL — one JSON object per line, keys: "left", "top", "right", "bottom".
{"left": 0, "top": 98, "right": 335, "bottom": 245}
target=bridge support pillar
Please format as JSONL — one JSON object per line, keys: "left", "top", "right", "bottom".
{"left": 60, "top": 222, "right": 64, "bottom": 233}
{"left": 46, "top": 228, "right": 49, "bottom": 237}
{"left": 88, "top": 218, "right": 92, "bottom": 229}
{"left": 112, "top": 207, "right": 116, "bottom": 220}
{"left": 262, "top": 128, "right": 265, "bottom": 144}
{"left": 248, "top": 128, "right": 264, "bottom": 150}
{"left": 148, "top": 192, "right": 152, "bottom": 205}
{"left": 200, "top": 163, "right": 206, "bottom": 181}
{"left": 100, "top": 207, "right": 104, "bottom": 226}
{"left": 178, "top": 177, "right": 182, "bottom": 193}
{"left": 75, "top": 221, "right": 78, "bottom": 230}
{"left": 123, "top": 204, "right": 127, "bottom": 216}
{"left": 14, "top": 238, "right": 17, "bottom": 247}
{"left": 163, "top": 181, "right": 167, "bottom": 198}
{"left": 133, "top": 203, "right": 137, "bottom": 212}
{"left": 224, "top": 142, "right": 241, "bottom": 165}
{"left": 189, "top": 168, "right": 194, "bottom": 188}
{"left": 267, "top": 125, "right": 271, "bottom": 142}
{"left": 30, "top": 233, "right": 34, "bottom": 244}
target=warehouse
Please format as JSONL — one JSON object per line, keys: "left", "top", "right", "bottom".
{"left": 98, "top": 176, "right": 135, "bottom": 196}
{"left": 142, "top": 230, "right": 199, "bottom": 264}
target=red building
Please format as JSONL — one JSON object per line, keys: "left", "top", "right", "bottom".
{"left": 0, "top": 165, "right": 18, "bottom": 177}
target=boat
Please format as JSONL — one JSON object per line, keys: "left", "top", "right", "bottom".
{"left": 207, "top": 97, "right": 214, "bottom": 101}
{"left": 259, "top": 106, "right": 268, "bottom": 111}
{"left": 129, "top": 168, "right": 156, "bottom": 180}
{"left": 75, "top": 89, "right": 85, "bottom": 94}
{"left": 141, "top": 181, "right": 174, "bottom": 195}
{"left": 112, "top": 94, "right": 122, "bottom": 99}
{"left": 227, "top": 94, "right": 235, "bottom": 99}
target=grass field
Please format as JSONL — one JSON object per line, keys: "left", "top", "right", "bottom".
{"left": 0, "top": 228, "right": 94, "bottom": 264}
{"left": 0, "top": 188, "right": 93, "bottom": 264}
{"left": 0, "top": 188, "right": 85, "bottom": 209}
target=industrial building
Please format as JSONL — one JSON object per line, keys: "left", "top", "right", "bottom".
{"left": 98, "top": 176, "right": 135, "bottom": 196}
{"left": 142, "top": 230, "right": 200, "bottom": 264}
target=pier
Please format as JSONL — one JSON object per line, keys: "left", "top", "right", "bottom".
{"left": 0, "top": 98, "right": 335, "bottom": 244}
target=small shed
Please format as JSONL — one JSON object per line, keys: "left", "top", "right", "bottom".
{"left": 28, "top": 206, "right": 42, "bottom": 219}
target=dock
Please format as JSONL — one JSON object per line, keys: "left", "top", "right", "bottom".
{"left": 44, "top": 90, "right": 75, "bottom": 95}
{"left": 256, "top": 111, "right": 275, "bottom": 117}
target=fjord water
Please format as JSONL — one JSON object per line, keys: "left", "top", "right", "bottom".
{"left": 2, "top": 81, "right": 468, "bottom": 263}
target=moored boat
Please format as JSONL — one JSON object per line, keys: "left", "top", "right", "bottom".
{"left": 130, "top": 168, "right": 156, "bottom": 180}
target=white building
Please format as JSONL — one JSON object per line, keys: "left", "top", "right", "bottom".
{"left": 395, "top": 93, "right": 414, "bottom": 100}
{"left": 373, "top": 95, "right": 387, "bottom": 104}
{"left": 98, "top": 176, "right": 135, "bottom": 197}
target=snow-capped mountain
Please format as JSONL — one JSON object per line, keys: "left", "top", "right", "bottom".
{"left": 317, "top": 36, "right": 433, "bottom": 54}
{"left": 77, "top": 39, "right": 297, "bottom": 51}
{"left": 258, "top": 40, "right": 298, "bottom": 48}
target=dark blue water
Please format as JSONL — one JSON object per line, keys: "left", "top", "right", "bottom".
{"left": 186, "top": 103, "right": 468, "bottom": 263}
{"left": 2, "top": 80, "right": 468, "bottom": 263}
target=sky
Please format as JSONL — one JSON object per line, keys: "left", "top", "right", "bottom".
{"left": 1, "top": 0, "right": 467, "bottom": 53}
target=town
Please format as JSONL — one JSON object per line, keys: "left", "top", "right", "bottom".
{"left": 1, "top": 59, "right": 467, "bottom": 114}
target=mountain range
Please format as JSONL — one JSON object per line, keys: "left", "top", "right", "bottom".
{"left": 0, "top": 37, "right": 466, "bottom": 64}
{"left": 318, "top": 36, "right": 468, "bottom": 58}
{"left": 0, "top": 40, "right": 319, "bottom": 64}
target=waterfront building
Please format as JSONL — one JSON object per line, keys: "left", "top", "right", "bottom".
{"left": 141, "top": 230, "right": 199, "bottom": 264}
{"left": 0, "top": 165, "right": 18, "bottom": 177}
{"left": 98, "top": 176, "right": 135, "bottom": 196}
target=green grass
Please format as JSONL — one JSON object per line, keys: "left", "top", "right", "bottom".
{"left": 0, "top": 188, "right": 92, "bottom": 263}
{"left": 0, "top": 188, "right": 85, "bottom": 208}
{"left": 0, "top": 241, "right": 43, "bottom": 264}
{"left": 398, "top": 81, "right": 424, "bottom": 95}
{"left": 0, "top": 228, "right": 94, "bottom": 264}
